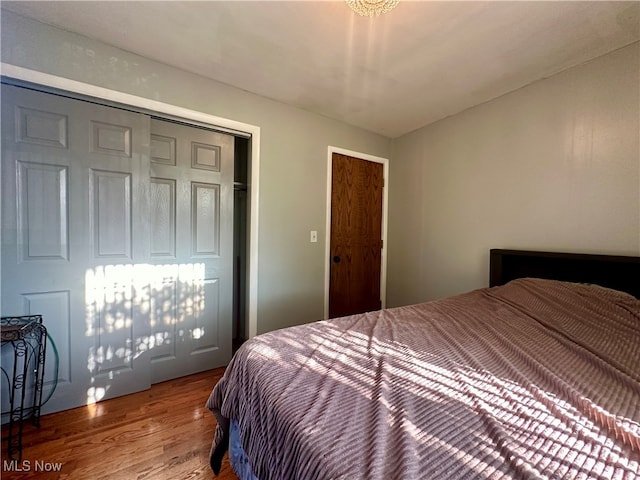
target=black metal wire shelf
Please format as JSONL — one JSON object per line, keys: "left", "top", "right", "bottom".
{"left": 1, "top": 314, "right": 47, "bottom": 461}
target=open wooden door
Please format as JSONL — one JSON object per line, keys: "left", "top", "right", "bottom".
{"left": 329, "top": 153, "right": 384, "bottom": 318}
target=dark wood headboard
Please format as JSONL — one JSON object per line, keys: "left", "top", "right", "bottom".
{"left": 490, "top": 249, "right": 640, "bottom": 298}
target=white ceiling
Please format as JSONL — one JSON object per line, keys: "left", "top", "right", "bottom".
{"left": 2, "top": 1, "right": 639, "bottom": 138}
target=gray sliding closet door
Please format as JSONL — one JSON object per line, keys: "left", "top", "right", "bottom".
{"left": 1, "top": 85, "right": 233, "bottom": 413}
{"left": 148, "top": 118, "right": 233, "bottom": 383}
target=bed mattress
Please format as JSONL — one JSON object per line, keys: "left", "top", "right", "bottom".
{"left": 207, "top": 278, "right": 640, "bottom": 479}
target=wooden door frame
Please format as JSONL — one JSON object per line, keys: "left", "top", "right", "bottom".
{"left": 324, "top": 146, "right": 389, "bottom": 319}
{"left": 1, "top": 63, "right": 261, "bottom": 339}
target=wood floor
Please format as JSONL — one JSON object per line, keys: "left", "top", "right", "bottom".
{"left": 1, "top": 368, "right": 239, "bottom": 480}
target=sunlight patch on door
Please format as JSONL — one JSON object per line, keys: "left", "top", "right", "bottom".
{"left": 83, "top": 262, "right": 207, "bottom": 405}
{"left": 192, "top": 327, "right": 205, "bottom": 339}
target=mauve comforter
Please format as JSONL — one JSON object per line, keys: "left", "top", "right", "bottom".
{"left": 207, "top": 278, "right": 640, "bottom": 480}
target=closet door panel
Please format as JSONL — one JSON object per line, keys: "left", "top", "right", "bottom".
{"left": 149, "top": 118, "right": 233, "bottom": 383}
{"left": 1, "top": 85, "right": 151, "bottom": 413}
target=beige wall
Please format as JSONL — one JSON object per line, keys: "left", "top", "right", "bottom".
{"left": 388, "top": 43, "right": 640, "bottom": 306}
{"left": 1, "top": 11, "right": 392, "bottom": 333}
{"left": 3, "top": 11, "right": 638, "bottom": 325}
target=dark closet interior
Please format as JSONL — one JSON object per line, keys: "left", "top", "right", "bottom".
{"left": 233, "top": 136, "right": 249, "bottom": 351}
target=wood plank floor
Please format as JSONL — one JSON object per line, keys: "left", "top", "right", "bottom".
{"left": 1, "top": 368, "right": 239, "bottom": 480}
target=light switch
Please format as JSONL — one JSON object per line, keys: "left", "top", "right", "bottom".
{"left": 310, "top": 230, "right": 318, "bottom": 243}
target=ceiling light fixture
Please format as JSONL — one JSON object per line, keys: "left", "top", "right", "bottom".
{"left": 346, "top": 0, "right": 399, "bottom": 17}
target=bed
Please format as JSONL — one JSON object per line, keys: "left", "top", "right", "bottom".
{"left": 206, "top": 249, "right": 640, "bottom": 480}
